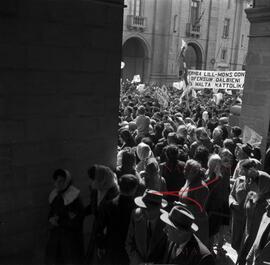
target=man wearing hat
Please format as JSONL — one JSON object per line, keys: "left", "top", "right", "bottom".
{"left": 96, "top": 174, "right": 139, "bottom": 265}
{"left": 161, "top": 206, "right": 215, "bottom": 265}
{"left": 126, "top": 190, "right": 168, "bottom": 265}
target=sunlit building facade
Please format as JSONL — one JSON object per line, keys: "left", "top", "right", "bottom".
{"left": 122, "top": 0, "right": 251, "bottom": 84}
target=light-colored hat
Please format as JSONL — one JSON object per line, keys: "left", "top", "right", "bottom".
{"left": 160, "top": 205, "right": 198, "bottom": 232}
{"left": 134, "top": 189, "right": 167, "bottom": 208}
{"left": 136, "top": 142, "right": 152, "bottom": 160}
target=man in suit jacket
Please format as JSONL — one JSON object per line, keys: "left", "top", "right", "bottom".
{"left": 96, "top": 174, "right": 139, "bottom": 265}
{"left": 160, "top": 205, "right": 215, "bottom": 265}
{"left": 246, "top": 200, "right": 270, "bottom": 265}
{"left": 125, "top": 189, "right": 168, "bottom": 265}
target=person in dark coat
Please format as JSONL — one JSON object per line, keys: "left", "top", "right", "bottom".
{"left": 125, "top": 190, "right": 168, "bottom": 265}
{"left": 237, "top": 162, "right": 270, "bottom": 265}
{"left": 161, "top": 205, "right": 215, "bottom": 265}
{"left": 85, "top": 165, "right": 119, "bottom": 264}
{"left": 45, "top": 169, "right": 84, "bottom": 265}
{"left": 119, "top": 129, "right": 136, "bottom": 150}
{"left": 96, "top": 174, "right": 139, "bottom": 265}
{"left": 189, "top": 127, "right": 213, "bottom": 158}
{"left": 205, "top": 154, "right": 230, "bottom": 256}
{"left": 246, "top": 200, "right": 270, "bottom": 265}
{"left": 159, "top": 144, "right": 186, "bottom": 206}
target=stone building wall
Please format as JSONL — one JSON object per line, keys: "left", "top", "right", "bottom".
{"left": 240, "top": 2, "right": 270, "bottom": 157}
{"left": 0, "top": 0, "right": 123, "bottom": 262}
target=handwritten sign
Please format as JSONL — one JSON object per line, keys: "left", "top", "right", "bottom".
{"left": 188, "top": 70, "right": 245, "bottom": 90}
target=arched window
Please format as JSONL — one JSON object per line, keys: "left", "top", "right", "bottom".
{"left": 173, "top": 15, "right": 178, "bottom": 33}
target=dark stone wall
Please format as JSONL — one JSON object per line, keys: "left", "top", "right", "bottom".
{"left": 0, "top": 0, "right": 124, "bottom": 263}
{"left": 241, "top": 4, "right": 270, "bottom": 158}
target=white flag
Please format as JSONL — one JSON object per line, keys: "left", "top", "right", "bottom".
{"left": 173, "top": 81, "right": 184, "bottom": 90}
{"left": 181, "top": 39, "right": 188, "bottom": 53}
{"left": 136, "top": 84, "right": 146, "bottom": 93}
{"left": 131, "top": 75, "right": 141, "bottom": 83}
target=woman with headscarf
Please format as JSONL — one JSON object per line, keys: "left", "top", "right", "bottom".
{"left": 45, "top": 169, "right": 84, "bottom": 265}
{"left": 85, "top": 165, "right": 119, "bottom": 264}
{"left": 140, "top": 157, "right": 167, "bottom": 192}
{"left": 136, "top": 142, "right": 154, "bottom": 173}
{"left": 178, "top": 159, "right": 210, "bottom": 247}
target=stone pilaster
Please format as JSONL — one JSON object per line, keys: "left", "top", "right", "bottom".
{"left": 240, "top": 5, "right": 270, "bottom": 158}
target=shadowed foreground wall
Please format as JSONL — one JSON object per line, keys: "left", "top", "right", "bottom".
{"left": 240, "top": 2, "right": 270, "bottom": 157}
{"left": 0, "top": 0, "right": 123, "bottom": 263}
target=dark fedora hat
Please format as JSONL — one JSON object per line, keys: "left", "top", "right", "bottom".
{"left": 134, "top": 189, "right": 167, "bottom": 208}
{"left": 160, "top": 206, "right": 198, "bottom": 232}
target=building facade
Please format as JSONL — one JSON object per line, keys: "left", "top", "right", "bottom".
{"left": 122, "top": 0, "right": 251, "bottom": 84}
{"left": 240, "top": 0, "right": 270, "bottom": 158}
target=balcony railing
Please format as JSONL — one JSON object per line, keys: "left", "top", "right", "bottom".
{"left": 127, "top": 15, "right": 147, "bottom": 30}
{"left": 186, "top": 23, "right": 200, "bottom": 37}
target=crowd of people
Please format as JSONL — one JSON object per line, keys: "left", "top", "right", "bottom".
{"left": 44, "top": 82, "right": 270, "bottom": 265}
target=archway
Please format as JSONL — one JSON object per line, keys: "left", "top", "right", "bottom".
{"left": 185, "top": 43, "right": 203, "bottom": 70}
{"left": 122, "top": 37, "right": 148, "bottom": 82}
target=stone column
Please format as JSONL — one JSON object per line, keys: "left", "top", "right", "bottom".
{"left": 240, "top": 2, "right": 270, "bottom": 158}
{"left": 0, "top": 0, "right": 124, "bottom": 262}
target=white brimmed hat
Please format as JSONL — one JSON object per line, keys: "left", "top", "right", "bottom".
{"left": 160, "top": 205, "right": 198, "bottom": 232}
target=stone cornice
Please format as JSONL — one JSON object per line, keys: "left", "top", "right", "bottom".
{"left": 245, "top": 7, "right": 270, "bottom": 23}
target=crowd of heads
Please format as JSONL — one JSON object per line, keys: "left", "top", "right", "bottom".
{"left": 47, "top": 82, "right": 270, "bottom": 265}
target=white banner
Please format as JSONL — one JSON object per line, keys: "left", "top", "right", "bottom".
{"left": 188, "top": 70, "right": 245, "bottom": 90}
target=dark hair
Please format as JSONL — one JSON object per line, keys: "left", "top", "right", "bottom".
{"left": 125, "top": 106, "right": 133, "bottom": 114}
{"left": 223, "top": 138, "right": 235, "bottom": 154}
{"left": 88, "top": 166, "right": 96, "bottom": 180}
{"left": 194, "top": 145, "right": 209, "bottom": 169}
{"left": 253, "top": 147, "right": 261, "bottom": 161}
{"left": 120, "top": 129, "right": 136, "bottom": 147}
{"left": 232, "top": 126, "right": 242, "bottom": 137}
{"left": 121, "top": 147, "right": 136, "bottom": 169}
{"left": 167, "top": 132, "right": 178, "bottom": 145}
{"left": 165, "top": 145, "right": 179, "bottom": 163}
{"left": 53, "top": 169, "right": 67, "bottom": 180}
{"left": 162, "top": 126, "right": 174, "bottom": 139}
{"left": 142, "top": 137, "right": 154, "bottom": 150}
{"left": 241, "top": 159, "right": 257, "bottom": 170}
{"left": 138, "top": 106, "right": 145, "bottom": 115}
{"left": 119, "top": 174, "right": 139, "bottom": 195}
{"left": 154, "top": 122, "right": 164, "bottom": 134}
